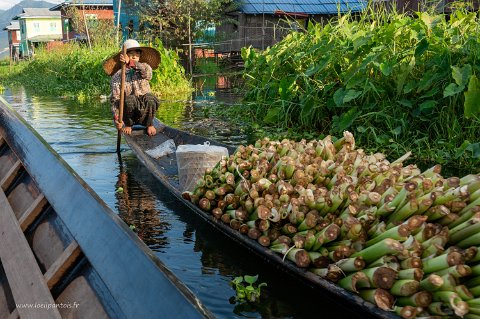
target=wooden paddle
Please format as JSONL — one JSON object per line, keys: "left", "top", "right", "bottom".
{"left": 116, "top": 44, "right": 127, "bottom": 154}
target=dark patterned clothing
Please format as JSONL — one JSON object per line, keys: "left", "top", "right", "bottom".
{"left": 110, "top": 61, "right": 159, "bottom": 126}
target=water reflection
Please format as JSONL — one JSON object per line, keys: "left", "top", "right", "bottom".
{"left": 115, "top": 163, "right": 171, "bottom": 252}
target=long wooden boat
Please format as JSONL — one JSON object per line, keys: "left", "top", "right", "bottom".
{"left": 123, "top": 119, "right": 400, "bottom": 319}
{"left": 0, "top": 98, "right": 213, "bottom": 319}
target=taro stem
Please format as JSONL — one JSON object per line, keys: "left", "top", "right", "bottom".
{"left": 335, "top": 257, "right": 366, "bottom": 272}
{"left": 398, "top": 268, "right": 424, "bottom": 281}
{"left": 286, "top": 248, "right": 311, "bottom": 268}
{"left": 365, "top": 223, "right": 410, "bottom": 247}
{"left": 394, "top": 305, "right": 418, "bottom": 319}
{"left": 351, "top": 238, "right": 404, "bottom": 264}
{"left": 428, "top": 302, "right": 453, "bottom": 316}
{"left": 419, "top": 274, "right": 444, "bottom": 292}
{"left": 358, "top": 289, "right": 394, "bottom": 311}
{"left": 432, "top": 291, "right": 469, "bottom": 317}
{"left": 338, "top": 271, "right": 370, "bottom": 293}
{"left": 361, "top": 266, "right": 397, "bottom": 290}
{"left": 422, "top": 251, "right": 464, "bottom": 274}
{"left": 390, "top": 279, "right": 419, "bottom": 297}
{"left": 308, "top": 252, "right": 330, "bottom": 268}
{"left": 396, "top": 291, "right": 432, "bottom": 308}
{"left": 312, "top": 224, "right": 341, "bottom": 251}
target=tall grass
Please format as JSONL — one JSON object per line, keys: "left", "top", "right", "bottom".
{"left": 241, "top": 3, "right": 480, "bottom": 171}
{"left": 0, "top": 40, "right": 191, "bottom": 102}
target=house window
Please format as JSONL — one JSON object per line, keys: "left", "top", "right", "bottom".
{"left": 16, "top": 30, "right": 20, "bottom": 39}
{"left": 33, "top": 22, "right": 40, "bottom": 32}
{"left": 50, "top": 22, "right": 57, "bottom": 31}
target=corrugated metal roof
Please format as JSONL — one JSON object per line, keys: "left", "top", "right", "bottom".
{"left": 239, "top": 0, "right": 366, "bottom": 15}
{"left": 50, "top": 0, "right": 113, "bottom": 11}
{"left": 14, "top": 8, "right": 61, "bottom": 19}
{"left": 3, "top": 21, "right": 20, "bottom": 31}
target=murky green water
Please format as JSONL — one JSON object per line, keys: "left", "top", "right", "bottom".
{"left": 1, "top": 80, "right": 368, "bottom": 319}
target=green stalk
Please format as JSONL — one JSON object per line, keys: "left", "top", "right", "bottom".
{"left": 393, "top": 305, "right": 417, "bottom": 319}
{"left": 428, "top": 301, "right": 453, "bottom": 316}
{"left": 369, "top": 255, "right": 399, "bottom": 268}
{"left": 455, "top": 285, "right": 474, "bottom": 300}
{"left": 286, "top": 248, "right": 311, "bottom": 268}
{"left": 398, "top": 268, "right": 424, "bottom": 281}
{"left": 396, "top": 291, "right": 432, "bottom": 308}
{"left": 470, "top": 264, "right": 480, "bottom": 277}
{"left": 467, "top": 298, "right": 480, "bottom": 307}
{"left": 434, "top": 185, "right": 469, "bottom": 205}
{"left": 470, "top": 285, "right": 480, "bottom": 297}
{"left": 400, "top": 257, "right": 423, "bottom": 270}
{"left": 387, "top": 199, "right": 419, "bottom": 224}
{"left": 419, "top": 274, "right": 444, "bottom": 292}
{"left": 390, "top": 279, "right": 419, "bottom": 297}
{"left": 460, "top": 175, "right": 480, "bottom": 193}
{"left": 303, "top": 231, "right": 317, "bottom": 251}
{"left": 358, "top": 289, "right": 394, "bottom": 311}
{"left": 449, "top": 205, "right": 480, "bottom": 229}
{"left": 449, "top": 221, "right": 480, "bottom": 245}
{"left": 435, "top": 264, "right": 471, "bottom": 279}
{"left": 425, "top": 204, "right": 450, "bottom": 221}
{"left": 351, "top": 238, "right": 404, "bottom": 264}
{"left": 432, "top": 291, "right": 469, "bottom": 317}
{"left": 361, "top": 267, "right": 397, "bottom": 290}
{"left": 312, "top": 224, "right": 340, "bottom": 251}
{"left": 308, "top": 252, "right": 330, "bottom": 268}
{"left": 365, "top": 224, "right": 410, "bottom": 247}
{"left": 335, "top": 257, "right": 366, "bottom": 272}
{"left": 269, "top": 243, "right": 290, "bottom": 255}
{"left": 458, "top": 232, "right": 480, "bottom": 249}
{"left": 338, "top": 271, "right": 370, "bottom": 293}
{"left": 422, "top": 251, "right": 464, "bottom": 274}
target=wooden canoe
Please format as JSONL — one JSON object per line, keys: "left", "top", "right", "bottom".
{"left": 0, "top": 98, "right": 213, "bottom": 319}
{"left": 123, "top": 119, "right": 400, "bottom": 319}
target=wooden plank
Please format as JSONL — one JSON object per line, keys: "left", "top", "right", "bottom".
{"left": 7, "top": 309, "right": 19, "bottom": 319}
{"left": 0, "top": 190, "right": 62, "bottom": 319}
{"left": 0, "top": 160, "right": 21, "bottom": 191}
{"left": 44, "top": 241, "right": 82, "bottom": 290}
{"left": 19, "top": 194, "right": 47, "bottom": 231}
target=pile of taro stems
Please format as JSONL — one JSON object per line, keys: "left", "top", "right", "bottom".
{"left": 183, "top": 132, "right": 480, "bottom": 318}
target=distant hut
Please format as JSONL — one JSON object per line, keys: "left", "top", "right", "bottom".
{"left": 13, "top": 8, "right": 62, "bottom": 58}
{"left": 215, "top": 0, "right": 366, "bottom": 55}
{"left": 49, "top": 0, "right": 114, "bottom": 42}
{"left": 3, "top": 21, "right": 21, "bottom": 61}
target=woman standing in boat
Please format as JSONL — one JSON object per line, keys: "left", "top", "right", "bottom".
{"left": 103, "top": 39, "right": 161, "bottom": 136}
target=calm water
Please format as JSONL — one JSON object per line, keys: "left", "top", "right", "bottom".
{"left": 1, "top": 81, "right": 368, "bottom": 319}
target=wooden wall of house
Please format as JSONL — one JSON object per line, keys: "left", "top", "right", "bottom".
{"left": 216, "top": 14, "right": 307, "bottom": 53}
{"left": 396, "top": 0, "right": 479, "bottom": 12}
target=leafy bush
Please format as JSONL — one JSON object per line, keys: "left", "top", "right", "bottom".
{"left": 0, "top": 40, "right": 191, "bottom": 102}
{"left": 241, "top": 3, "right": 480, "bottom": 171}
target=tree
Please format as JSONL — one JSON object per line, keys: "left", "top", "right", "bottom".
{"left": 138, "top": 0, "right": 238, "bottom": 49}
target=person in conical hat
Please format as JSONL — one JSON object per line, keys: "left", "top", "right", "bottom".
{"left": 103, "top": 39, "right": 161, "bottom": 136}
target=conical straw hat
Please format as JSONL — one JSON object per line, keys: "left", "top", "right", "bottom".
{"left": 103, "top": 39, "right": 161, "bottom": 76}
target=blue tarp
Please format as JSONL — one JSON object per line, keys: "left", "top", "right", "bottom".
{"left": 240, "top": 0, "right": 366, "bottom": 15}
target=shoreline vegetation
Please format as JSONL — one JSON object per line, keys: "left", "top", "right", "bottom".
{"left": 0, "top": 39, "right": 191, "bottom": 102}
